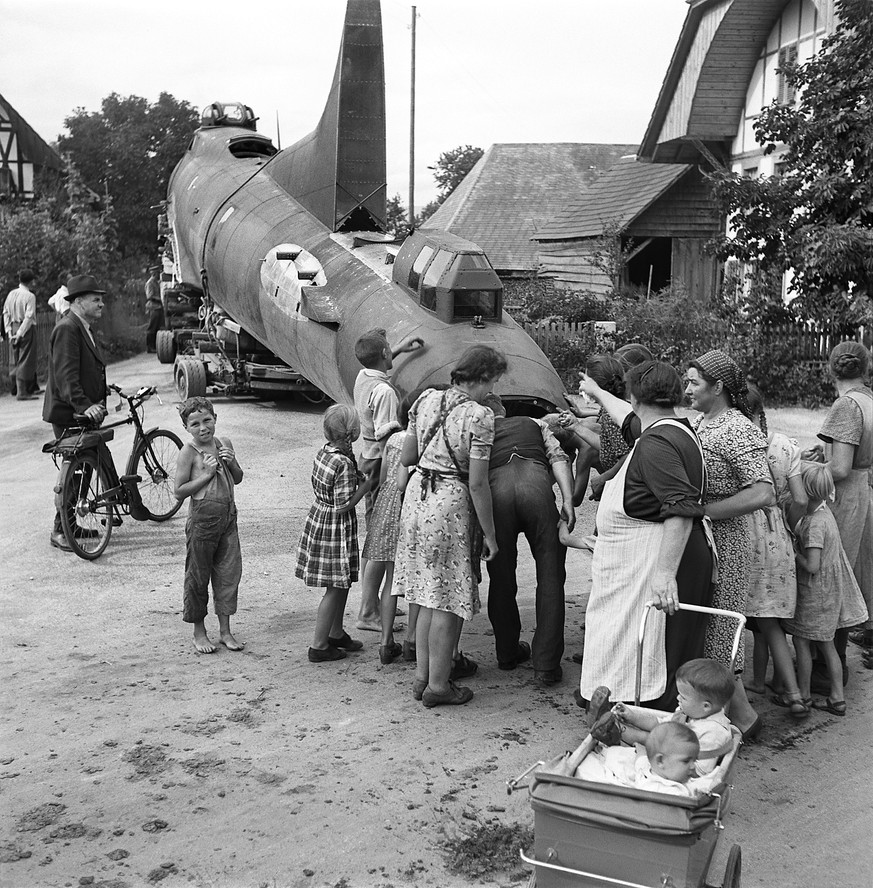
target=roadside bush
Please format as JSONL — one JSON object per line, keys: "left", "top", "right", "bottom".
{"left": 521, "top": 278, "right": 843, "bottom": 407}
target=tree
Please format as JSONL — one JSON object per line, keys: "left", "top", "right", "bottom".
{"left": 708, "top": 0, "right": 873, "bottom": 329}
{"left": 58, "top": 93, "right": 200, "bottom": 260}
{"left": 0, "top": 158, "right": 116, "bottom": 303}
{"left": 414, "top": 199, "right": 441, "bottom": 226}
{"left": 428, "top": 145, "right": 484, "bottom": 200}
{"left": 385, "top": 194, "right": 408, "bottom": 235}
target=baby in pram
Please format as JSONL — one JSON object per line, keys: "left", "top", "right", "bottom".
{"left": 576, "top": 721, "right": 708, "bottom": 797}
{"left": 611, "top": 658, "right": 735, "bottom": 776}
{"left": 572, "top": 659, "right": 736, "bottom": 796}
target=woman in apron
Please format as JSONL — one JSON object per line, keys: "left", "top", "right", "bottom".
{"left": 573, "top": 361, "right": 713, "bottom": 709}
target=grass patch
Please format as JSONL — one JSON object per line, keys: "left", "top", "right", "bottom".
{"left": 444, "top": 821, "right": 533, "bottom": 879}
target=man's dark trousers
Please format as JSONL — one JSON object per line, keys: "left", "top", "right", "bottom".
{"left": 146, "top": 308, "right": 163, "bottom": 351}
{"left": 486, "top": 459, "right": 566, "bottom": 672}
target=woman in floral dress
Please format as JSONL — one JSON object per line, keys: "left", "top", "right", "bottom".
{"left": 745, "top": 384, "right": 810, "bottom": 719}
{"left": 393, "top": 346, "right": 506, "bottom": 708}
{"left": 685, "top": 350, "right": 775, "bottom": 739}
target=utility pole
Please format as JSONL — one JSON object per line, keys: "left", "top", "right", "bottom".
{"left": 409, "top": 5, "right": 416, "bottom": 230}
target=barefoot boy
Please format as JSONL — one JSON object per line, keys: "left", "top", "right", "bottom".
{"left": 174, "top": 397, "right": 245, "bottom": 654}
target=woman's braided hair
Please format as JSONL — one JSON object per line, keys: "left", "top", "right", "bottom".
{"left": 829, "top": 341, "right": 870, "bottom": 381}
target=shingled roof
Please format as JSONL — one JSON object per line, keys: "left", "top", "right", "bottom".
{"left": 424, "top": 142, "right": 637, "bottom": 273}
{"left": 534, "top": 156, "right": 692, "bottom": 241}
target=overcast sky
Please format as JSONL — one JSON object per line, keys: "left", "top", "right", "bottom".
{"left": 3, "top": 0, "right": 689, "bottom": 207}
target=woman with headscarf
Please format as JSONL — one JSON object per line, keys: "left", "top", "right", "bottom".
{"left": 570, "top": 361, "right": 713, "bottom": 710}
{"left": 806, "top": 341, "right": 873, "bottom": 664}
{"left": 685, "top": 350, "right": 776, "bottom": 738}
{"left": 394, "top": 345, "right": 506, "bottom": 708}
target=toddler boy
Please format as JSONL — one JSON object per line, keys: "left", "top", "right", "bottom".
{"left": 174, "top": 397, "right": 244, "bottom": 654}
{"left": 613, "top": 658, "right": 734, "bottom": 775}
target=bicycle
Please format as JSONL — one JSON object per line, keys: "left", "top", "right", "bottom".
{"left": 45, "top": 383, "right": 184, "bottom": 559}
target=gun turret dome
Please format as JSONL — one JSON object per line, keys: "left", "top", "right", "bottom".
{"left": 200, "top": 102, "right": 258, "bottom": 129}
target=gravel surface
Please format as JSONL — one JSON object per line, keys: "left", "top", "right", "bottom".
{"left": 1, "top": 354, "right": 869, "bottom": 888}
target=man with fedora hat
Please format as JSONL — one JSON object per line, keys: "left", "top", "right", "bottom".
{"left": 43, "top": 274, "right": 119, "bottom": 551}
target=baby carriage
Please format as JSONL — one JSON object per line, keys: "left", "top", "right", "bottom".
{"left": 507, "top": 603, "right": 746, "bottom": 888}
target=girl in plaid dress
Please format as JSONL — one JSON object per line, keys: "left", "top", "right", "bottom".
{"left": 296, "top": 405, "right": 373, "bottom": 662}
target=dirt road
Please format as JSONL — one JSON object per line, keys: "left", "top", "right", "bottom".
{"left": 1, "top": 354, "right": 869, "bottom": 888}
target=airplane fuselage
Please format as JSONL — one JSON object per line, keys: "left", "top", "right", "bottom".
{"left": 167, "top": 125, "right": 566, "bottom": 412}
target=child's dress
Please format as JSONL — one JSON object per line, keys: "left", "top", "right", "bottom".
{"left": 784, "top": 504, "right": 867, "bottom": 641}
{"left": 361, "top": 432, "right": 403, "bottom": 562}
{"left": 295, "top": 445, "right": 360, "bottom": 588}
{"left": 747, "top": 432, "right": 799, "bottom": 618}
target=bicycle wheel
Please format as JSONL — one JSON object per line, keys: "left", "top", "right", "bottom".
{"left": 131, "top": 429, "right": 183, "bottom": 521}
{"left": 60, "top": 452, "right": 113, "bottom": 560}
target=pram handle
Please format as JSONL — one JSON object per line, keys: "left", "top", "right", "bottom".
{"left": 634, "top": 602, "right": 746, "bottom": 706}
{"left": 519, "top": 849, "right": 677, "bottom": 888}
{"left": 506, "top": 760, "right": 544, "bottom": 795}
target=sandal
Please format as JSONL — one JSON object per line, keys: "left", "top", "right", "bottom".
{"left": 770, "top": 694, "right": 812, "bottom": 720}
{"left": 412, "top": 678, "right": 427, "bottom": 700}
{"left": 812, "top": 697, "right": 846, "bottom": 716}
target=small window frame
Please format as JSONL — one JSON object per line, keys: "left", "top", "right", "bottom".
{"left": 407, "top": 245, "right": 435, "bottom": 291}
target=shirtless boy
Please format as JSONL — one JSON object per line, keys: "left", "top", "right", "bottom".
{"left": 174, "top": 397, "right": 245, "bottom": 653}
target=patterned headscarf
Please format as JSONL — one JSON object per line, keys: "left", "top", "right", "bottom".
{"left": 692, "top": 349, "right": 752, "bottom": 418}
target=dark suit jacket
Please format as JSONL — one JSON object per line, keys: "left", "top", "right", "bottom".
{"left": 42, "top": 312, "right": 107, "bottom": 428}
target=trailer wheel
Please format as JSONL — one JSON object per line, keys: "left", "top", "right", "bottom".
{"left": 155, "top": 330, "right": 176, "bottom": 364}
{"left": 723, "top": 844, "right": 741, "bottom": 888}
{"left": 177, "top": 359, "right": 207, "bottom": 400}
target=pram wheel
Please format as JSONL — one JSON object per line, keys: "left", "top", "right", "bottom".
{"left": 722, "top": 843, "right": 741, "bottom": 887}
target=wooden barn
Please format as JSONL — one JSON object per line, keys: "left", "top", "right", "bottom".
{"left": 0, "top": 92, "right": 62, "bottom": 200}
{"left": 638, "top": 0, "right": 835, "bottom": 178}
{"left": 532, "top": 0, "right": 837, "bottom": 301}
{"left": 534, "top": 156, "right": 722, "bottom": 296}
{"left": 424, "top": 143, "right": 635, "bottom": 278}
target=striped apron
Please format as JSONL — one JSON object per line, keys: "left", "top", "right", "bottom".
{"left": 580, "top": 442, "right": 667, "bottom": 703}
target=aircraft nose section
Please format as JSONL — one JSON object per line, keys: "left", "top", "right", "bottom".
{"left": 391, "top": 322, "right": 565, "bottom": 416}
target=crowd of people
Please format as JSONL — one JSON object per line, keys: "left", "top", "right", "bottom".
{"left": 26, "top": 267, "right": 872, "bottom": 732}
{"left": 288, "top": 328, "right": 872, "bottom": 726}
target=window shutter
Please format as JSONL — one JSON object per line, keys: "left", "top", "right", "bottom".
{"left": 778, "top": 45, "right": 798, "bottom": 105}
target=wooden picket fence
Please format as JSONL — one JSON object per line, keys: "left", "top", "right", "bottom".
{"left": 0, "top": 312, "right": 56, "bottom": 385}
{"left": 522, "top": 318, "right": 869, "bottom": 364}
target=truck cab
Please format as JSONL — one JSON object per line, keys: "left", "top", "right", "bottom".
{"left": 392, "top": 230, "right": 503, "bottom": 325}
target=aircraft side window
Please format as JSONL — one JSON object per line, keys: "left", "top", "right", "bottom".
{"left": 408, "top": 246, "right": 434, "bottom": 291}
{"left": 420, "top": 250, "right": 455, "bottom": 311}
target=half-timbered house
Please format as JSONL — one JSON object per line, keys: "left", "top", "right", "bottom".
{"left": 0, "top": 92, "right": 63, "bottom": 201}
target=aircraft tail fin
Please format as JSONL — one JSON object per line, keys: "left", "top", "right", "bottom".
{"left": 267, "top": 0, "right": 387, "bottom": 233}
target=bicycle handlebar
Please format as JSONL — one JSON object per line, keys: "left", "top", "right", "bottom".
{"left": 70, "top": 384, "right": 157, "bottom": 427}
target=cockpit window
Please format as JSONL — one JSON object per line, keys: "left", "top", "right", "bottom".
{"left": 459, "top": 253, "right": 491, "bottom": 269}
{"left": 228, "top": 139, "right": 277, "bottom": 159}
{"left": 420, "top": 250, "right": 455, "bottom": 310}
{"left": 453, "top": 289, "right": 499, "bottom": 320}
{"left": 408, "top": 245, "right": 434, "bottom": 291}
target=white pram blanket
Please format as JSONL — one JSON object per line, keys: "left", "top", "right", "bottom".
{"left": 573, "top": 744, "right": 723, "bottom": 798}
